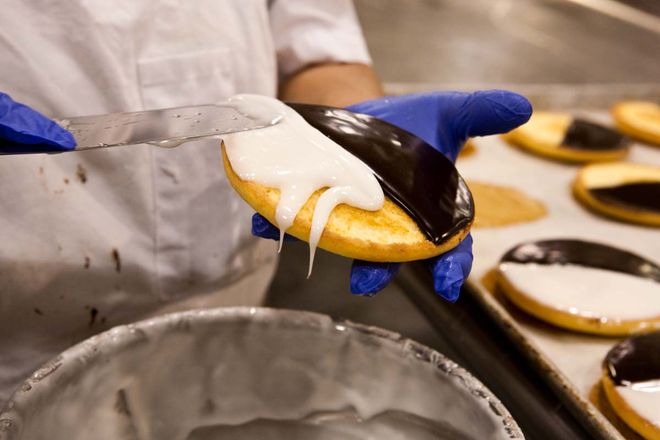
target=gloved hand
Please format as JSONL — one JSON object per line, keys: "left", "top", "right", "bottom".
{"left": 0, "top": 92, "right": 76, "bottom": 154}
{"left": 253, "top": 90, "right": 532, "bottom": 300}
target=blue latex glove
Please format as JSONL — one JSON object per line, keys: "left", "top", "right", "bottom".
{"left": 253, "top": 90, "right": 532, "bottom": 300}
{"left": 0, "top": 92, "right": 76, "bottom": 154}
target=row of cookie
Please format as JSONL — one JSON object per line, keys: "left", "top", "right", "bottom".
{"left": 503, "top": 100, "right": 659, "bottom": 163}
{"left": 472, "top": 102, "right": 659, "bottom": 436}
{"left": 494, "top": 239, "right": 660, "bottom": 438}
{"left": 501, "top": 101, "right": 660, "bottom": 227}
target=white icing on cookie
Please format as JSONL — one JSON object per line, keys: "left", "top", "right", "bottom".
{"left": 223, "top": 94, "right": 384, "bottom": 275}
{"left": 499, "top": 262, "right": 660, "bottom": 321}
{"left": 616, "top": 384, "right": 660, "bottom": 428}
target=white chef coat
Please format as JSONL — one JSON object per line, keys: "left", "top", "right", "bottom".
{"left": 0, "top": 0, "right": 371, "bottom": 402}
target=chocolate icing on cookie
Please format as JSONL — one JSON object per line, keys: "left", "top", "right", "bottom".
{"left": 288, "top": 103, "right": 474, "bottom": 244}
{"left": 605, "top": 332, "right": 660, "bottom": 386}
{"left": 590, "top": 182, "right": 660, "bottom": 213}
{"left": 562, "top": 119, "right": 629, "bottom": 151}
{"left": 501, "top": 239, "right": 660, "bottom": 281}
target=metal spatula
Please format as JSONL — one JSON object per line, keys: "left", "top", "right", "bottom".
{"left": 56, "top": 102, "right": 281, "bottom": 151}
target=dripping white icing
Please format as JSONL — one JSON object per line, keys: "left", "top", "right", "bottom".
{"left": 499, "top": 263, "right": 660, "bottom": 321}
{"left": 223, "top": 95, "right": 384, "bottom": 275}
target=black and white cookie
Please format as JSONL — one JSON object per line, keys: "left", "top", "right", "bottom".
{"left": 497, "top": 239, "right": 660, "bottom": 335}
{"left": 573, "top": 162, "right": 660, "bottom": 227}
{"left": 503, "top": 112, "right": 630, "bottom": 163}
{"left": 603, "top": 332, "right": 660, "bottom": 439}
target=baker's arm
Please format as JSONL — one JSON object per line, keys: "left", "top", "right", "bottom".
{"left": 278, "top": 62, "right": 383, "bottom": 107}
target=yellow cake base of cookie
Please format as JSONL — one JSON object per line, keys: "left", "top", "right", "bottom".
{"left": 495, "top": 270, "right": 660, "bottom": 336}
{"left": 589, "top": 381, "right": 646, "bottom": 440}
{"left": 221, "top": 144, "right": 471, "bottom": 262}
{"left": 602, "top": 374, "right": 660, "bottom": 440}
{"left": 502, "top": 112, "right": 629, "bottom": 163}
{"left": 611, "top": 101, "right": 660, "bottom": 147}
{"left": 573, "top": 162, "right": 660, "bottom": 227}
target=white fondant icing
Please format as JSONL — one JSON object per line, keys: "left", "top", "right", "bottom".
{"left": 499, "top": 262, "right": 660, "bottom": 321}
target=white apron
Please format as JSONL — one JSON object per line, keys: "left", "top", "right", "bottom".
{"left": 0, "top": 0, "right": 370, "bottom": 402}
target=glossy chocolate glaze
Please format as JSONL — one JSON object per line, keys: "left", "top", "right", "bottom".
{"left": 501, "top": 239, "right": 660, "bottom": 282}
{"left": 562, "top": 119, "right": 628, "bottom": 151}
{"left": 288, "top": 103, "right": 473, "bottom": 245}
{"left": 590, "top": 182, "right": 660, "bottom": 213}
{"left": 605, "top": 332, "right": 660, "bottom": 386}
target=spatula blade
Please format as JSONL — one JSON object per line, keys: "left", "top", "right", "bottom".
{"left": 57, "top": 103, "right": 278, "bottom": 151}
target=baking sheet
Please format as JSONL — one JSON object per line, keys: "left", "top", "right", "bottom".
{"left": 456, "top": 110, "right": 659, "bottom": 440}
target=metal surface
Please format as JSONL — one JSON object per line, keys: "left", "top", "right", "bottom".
{"left": 0, "top": 308, "right": 522, "bottom": 440}
{"left": 560, "top": 0, "right": 660, "bottom": 34}
{"left": 58, "top": 103, "right": 279, "bottom": 151}
{"left": 355, "top": 0, "right": 660, "bottom": 85}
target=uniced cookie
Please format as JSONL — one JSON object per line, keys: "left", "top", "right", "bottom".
{"left": 611, "top": 101, "right": 660, "bottom": 147}
{"left": 602, "top": 332, "right": 660, "bottom": 439}
{"left": 496, "top": 239, "right": 660, "bottom": 336}
{"left": 457, "top": 139, "right": 477, "bottom": 159}
{"left": 502, "top": 112, "right": 630, "bottom": 163}
{"left": 467, "top": 181, "right": 547, "bottom": 228}
{"left": 573, "top": 162, "right": 660, "bottom": 227}
{"left": 221, "top": 95, "right": 473, "bottom": 265}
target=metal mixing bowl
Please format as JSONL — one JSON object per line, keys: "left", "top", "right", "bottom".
{"left": 0, "top": 308, "right": 522, "bottom": 439}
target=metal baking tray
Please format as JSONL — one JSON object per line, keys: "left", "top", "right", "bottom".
{"left": 440, "top": 86, "right": 660, "bottom": 439}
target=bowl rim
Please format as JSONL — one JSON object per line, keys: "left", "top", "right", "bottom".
{"left": 0, "top": 307, "right": 523, "bottom": 439}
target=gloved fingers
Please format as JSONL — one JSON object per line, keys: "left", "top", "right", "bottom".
{"left": 451, "top": 90, "right": 532, "bottom": 142}
{"left": 0, "top": 93, "right": 76, "bottom": 151}
{"left": 345, "top": 98, "right": 392, "bottom": 116}
{"left": 428, "top": 234, "right": 473, "bottom": 302}
{"left": 350, "top": 260, "right": 401, "bottom": 296}
{"left": 251, "top": 213, "right": 298, "bottom": 241}
{"left": 347, "top": 92, "right": 531, "bottom": 164}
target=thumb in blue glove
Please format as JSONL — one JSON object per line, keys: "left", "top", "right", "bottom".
{"left": 0, "top": 92, "right": 76, "bottom": 154}
{"left": 253, "top": 90, "right": 531, "bottom": 300}
{"left": 348, "top": 90, "right": 532, "bottom": 161}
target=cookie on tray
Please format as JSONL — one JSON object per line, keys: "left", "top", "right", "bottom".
{"left": 496, "top": 239, "right": 660, "bottom": 336}
{"left": 502, "top": 112, "right": 630, "bottom": 163}
{"left": 602, "top": 332, "right": 660, "bottom": 439}
{"left": 611, "top": 101, "right": 660, "bottom": 147}
{"left": 573, "top": 162, "right": 660, "bottom": 227}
